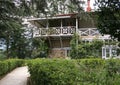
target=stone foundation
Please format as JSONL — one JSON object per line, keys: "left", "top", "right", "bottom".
{"left": 49, "top": 48, "right": 70, "bottom": 58}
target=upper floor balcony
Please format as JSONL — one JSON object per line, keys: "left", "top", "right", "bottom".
{"left": 24, "top": 13, "right": 110, "bottom": 40}
{"left": 32, "top": 26, "right": 110, "bottom": 40}
{"left": 33, "top": 26, "right": 76, "bottom": 37}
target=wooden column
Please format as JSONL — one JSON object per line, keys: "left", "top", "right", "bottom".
{"left": 48, "top": 37, "right": 52, "bottom": 48}
{"left": 60, "top": 19, "right": 63, "bottom": 35}
{"left": 102, "top": 47, "right": 106, "bottom": 59}
{"left": 76, "top": 18, "right": 79, "bottom": 56}
{"left": 46, "top": 19, "right": 49, "bottom": 35}
{"left": 109, "top": 46, "right": 112, "bottom": 58}
{"left": 76, "top": 18, "right": 78, "bottom": 34}
{"left": 60, "top": 36, "right": 63, "bottom": 48}
{"left": 60, "top": 19, "right": 63, "bottom": 48}
{"left": 46, "top": 18, "right": 49, "bottom": 29}
{"left": 65, "top": 49, "right": 67, "bottom": 57}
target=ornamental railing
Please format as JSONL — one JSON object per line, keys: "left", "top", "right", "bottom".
{"left": 33, "top": 26, "right": 76, "bottom": 37}
{"left": 79, "top": 28, "right": 100, "bottom": 36}
{"left": 33, "top": 27, "right": 110, "bottom": 40}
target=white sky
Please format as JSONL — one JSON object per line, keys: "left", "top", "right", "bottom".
{"left": 83, "top": 0, "right": 95, "bottom": 11}
{"left": 90, "top": 0, "right": 95, "bottom": 8}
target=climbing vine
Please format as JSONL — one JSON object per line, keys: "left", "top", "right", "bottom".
{"left": 70, "top": 34, "right": 104, "bottom": 59}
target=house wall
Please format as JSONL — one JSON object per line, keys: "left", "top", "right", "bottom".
{"left": 48, "top": 37, "right": 71, "bottom": 58}
{"left": 50, "top": 38, "right": 71, "bottom": 48}
{"left": 78, "top": 13, "right": 97, "bottom": 28}
{"left": 49, "top": 49, "right": 66, "bottom": 58}
{"left": 28, "top": 13, "right": 101, "bottom": 58}
{"left": 51, "top": 40, "right": 61, "bottom": 48}
{"left": 79, "top": 19, "right": 96, "bottom": 28}
{"left": 49, "top": 47, "right": 70, "bottom": 58}
{"left": 62, "top": 39, "right": 71, "bottom": 47}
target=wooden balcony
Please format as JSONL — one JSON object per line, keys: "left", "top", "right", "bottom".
{"left": 78, "top": 28, "right": 110, "bottom": 40}
{"left": 33, "top": 27, "right": 110, "bottom": 40}
{"left": 79, "top": 28, "right": 100, "bottom": 36}
{"left": 33, "top": 26, "right": 76, "bottom": 37}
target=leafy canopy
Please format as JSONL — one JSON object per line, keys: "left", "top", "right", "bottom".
{"left": 95, "top": 0, "right": 120, "bottom": 41}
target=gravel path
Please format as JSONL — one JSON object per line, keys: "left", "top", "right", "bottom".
{"left": 0, "top": 66, "right": 30, "bottom": 85}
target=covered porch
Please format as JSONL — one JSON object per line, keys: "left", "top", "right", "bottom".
{"left": 102, "top": 45, "right": 120, "bottom": 59}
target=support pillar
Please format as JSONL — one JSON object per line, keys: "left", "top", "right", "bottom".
{"left": 60, "top": 36, "right": 63, "bottom": 48}
{"left": 46, "top": 18, "right": 49, "bottom": 35}
{"left": 65, "top": 49, "right": 67, "bottom": 57}
{"left": 76, "top": 18, "right": 79, "bottom": 57}
{"left": 109, "top": 46, "right": 112, "bottom": 58}
{"left": 60, "top": 19, "right": 63, "bottom": 35}
{"left": 76, "top": 18, "right": 78, "bottom": 34}
{"left": 48, "top": 37, "right": 52, "bottom": 48}
{"left": 102, "top": 47, "right": 106, "bottom": 59}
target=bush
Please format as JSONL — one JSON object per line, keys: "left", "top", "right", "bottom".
{"left": 27, "top": 59, "right": 81, "bottom": 85}
{"left": 27, "top": 59, "right": 120, "bottom": 85}
{"left": 0, "top": 59, "right": 24, "bottom": 76}
{"left": 70, "top": 34, "right": 103, "bottom": 59}
{"left": 104, "top": 59, "right": 120, "bottom": 85}
{"left": 0, "top": 52, "right": 6, "bottom": 60}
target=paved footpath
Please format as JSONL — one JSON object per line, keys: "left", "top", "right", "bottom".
{"left": 0, "top": 66, "right": 30, "bottom": 85}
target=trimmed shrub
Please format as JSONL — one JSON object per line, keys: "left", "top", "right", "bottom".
{"left": 104, "top": 59, "right": 120, "bottom": 85}
{"left": 27, "top": 59, "right": 120, "bottom": 85}
{"left": 27, "top": 59, "right": 80, "bottom": 85}
{"left": 0, "top": 59, "right": 24, "bottom": 76}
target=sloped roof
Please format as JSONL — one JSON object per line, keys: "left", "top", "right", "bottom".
{"left": 27, "top": 13, "right": 78, "bottom": 21}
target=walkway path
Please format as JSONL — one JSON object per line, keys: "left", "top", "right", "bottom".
{"left": 0, "top": 66, "right": 30, "bottom": 85}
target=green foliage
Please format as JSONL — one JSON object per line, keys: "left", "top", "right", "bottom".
{"left": 0, "top": 51, "right": 6, "bottom": 60}
{"left": 27, "top": 59, "right": 80, "bottom": 85}
{"left": 0, "top": 59, "right": 24, "bottom": 76}
{"left": 0, "top": 0, "right": 30, "bottom": 58}
{"left": 104, "top": 59, "right": 120, "bottom": 85}
{"left": 70, "top": 34, "right": 103, "bottom": 59}
{"left": 45, "top": 0, "right": 84, "bottom": 15}
{"left": 27, "top": 59, "right": 120, "bottom": 85}
{"left": 0, "top": 21, "right": 31, "bottom": 59}
{"left": 0, "top": 0, "right": 48, "bottom": 58}
{"left": 70, "top": 33, "right": 79, "bottom": 58}
{"left": 8, "top": 25, "right": 29, "bottom": 59}
{"left": 95, "top": 0, "right": 120, "bottom": 41}
{"left": 0, "top": 0, "right": 55, "bottom": 59}
{"left": 31, "top": 38, "right": 48, "bottom": 58}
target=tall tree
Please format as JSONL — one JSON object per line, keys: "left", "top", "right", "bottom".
{"left": 40, "top": 0, "right": 85, "bottom": 16}
{"left": 95, "top": 0, "right": 120, "bottom": 41}
{"left": 0, "top": 0, "right": 85, "bottom": 58}
{"left": 0, "top": 0, "right": 48, "bottom": 58}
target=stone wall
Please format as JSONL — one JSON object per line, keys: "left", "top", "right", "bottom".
{"left": 49, "top": 49, "right": 66, "bottom": 58}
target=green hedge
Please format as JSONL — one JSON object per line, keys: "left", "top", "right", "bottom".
{"left": 0, "top": 59, "right": 24, "bottom": 76}
{"left": 27, "top": 59, "right": 120, "bottom": 85}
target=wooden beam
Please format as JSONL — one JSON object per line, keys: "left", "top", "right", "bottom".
{"left": 60, "top": 36, "right": 63, "bottom": 48}
{"left": 48, "top": 37, "right": 52, "bottom": 48}
{"left": 76, "top": 18, "right": 78, "bottom": 34}
{"left": 61, "top": 19, "right": 63, "bottom": 27}
{"left": 46, "top": 19, "right": 49, "bottom": 29}
{"left": 35, "top": 20, "right": 46, "bottom": 27}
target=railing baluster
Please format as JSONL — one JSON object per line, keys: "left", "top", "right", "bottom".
{"left": 33, "top": 26, "right": 76, "bottom": 37}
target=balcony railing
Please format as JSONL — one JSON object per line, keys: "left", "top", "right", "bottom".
{"left": 79, "top": 28, "right": 100, "bottom": 36}
{"left": 78, "top": 28, "right": 110, "bottom": 40}
{"left": 33, "top": 27, "right": 110, "bottom": 40}
{"left": 33, "top": 26, "right": 76, "bottom": 37}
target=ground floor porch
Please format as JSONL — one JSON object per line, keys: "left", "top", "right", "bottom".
{"left": 102, "top": 45, "right": 120, "bottom": 59}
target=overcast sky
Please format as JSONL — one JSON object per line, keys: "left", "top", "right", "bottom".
{"left": 90, "top": 0, "right": 95, "bottom": 9}
{"left": 83, "top": 0, "right": 95, "bottom": 11}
